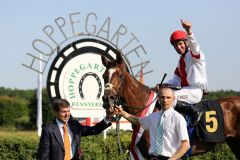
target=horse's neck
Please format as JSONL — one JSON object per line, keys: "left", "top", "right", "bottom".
{"left": 122, "top": 74, "right": 150, "bottom": 109}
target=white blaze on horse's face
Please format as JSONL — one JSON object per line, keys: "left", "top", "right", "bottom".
{"left": 108, "top": 68, "right": 116, "bottom": 83}
{"left": 104, "top": 68, "right": 116, "bottom": 91}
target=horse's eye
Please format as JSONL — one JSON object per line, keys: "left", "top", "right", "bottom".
{"left": 119, "top": 75, "right": 124, "bottom": 80}
{"left": 103, "top": 74, "right": 106, "bottom": 79}
{"left": 103, "top": 74, "right": 108, "bottom": 82}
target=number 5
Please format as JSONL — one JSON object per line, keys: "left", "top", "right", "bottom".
{"left": 205, "top": 111, "right": 218, "bottom": 133}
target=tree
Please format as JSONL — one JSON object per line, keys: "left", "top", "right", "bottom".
{"left": 28, "top": 88, "right": 54, "bottom": 128}
{"left": 0, "top": 96, "right": 29, "bottom": 129}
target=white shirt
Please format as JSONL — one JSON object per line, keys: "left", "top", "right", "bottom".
{"left": 139, "top": 107, "right": 189, "bottom": 157}
{"left": 56, "top": 119, "right": 76, "bottom": 159}
{"left": 168, "top": 33, "right": 208, "bottom": 93}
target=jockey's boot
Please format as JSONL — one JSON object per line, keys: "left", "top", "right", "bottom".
{"left": 174, "top": 101, "right": 203, "bottom": 126}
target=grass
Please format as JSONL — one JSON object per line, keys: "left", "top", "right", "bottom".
{"left": 0, "top": 130, "right": 38, "bottom": 139}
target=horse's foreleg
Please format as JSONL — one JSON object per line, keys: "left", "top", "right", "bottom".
{"left": 137, "top": 131, "right": 151, "bottom": 159}
{"left": 226, "top": 137, "right": 240, "bottom": 159}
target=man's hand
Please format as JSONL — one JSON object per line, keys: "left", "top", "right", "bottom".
{"left": 181, "top": 19, "right": 192, "bottom": 35}
{"left": 114, "top": 105, "right": 140, "bottom": 126}
{"left": 106, "top": 106, "right": 115, "bottom": 121}
{"left": 113, "top": 105, "right": 124, "bottom": 116}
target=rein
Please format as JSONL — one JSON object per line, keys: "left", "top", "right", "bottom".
{"left": 120, "top": 94, "right": 158, "bottom": 115}
{"left": 104, "top": 73, "right": 167, "bottom": 115}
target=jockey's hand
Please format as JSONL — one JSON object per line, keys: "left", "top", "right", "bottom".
{"left": 181, "top": 19, "right": 192, "bottom": 35}
{"left": 153, "top": 83, "right": 160, "bottom": 92}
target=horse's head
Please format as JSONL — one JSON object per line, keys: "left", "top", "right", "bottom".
{"left": 101, "top": 50, "right": 151, "bottom": 115}
{"left": 101, "top": 50, "right": 128, "bottom": 108}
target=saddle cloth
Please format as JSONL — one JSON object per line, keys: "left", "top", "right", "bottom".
{"left": 194, "top": 100, "right": 225, "bottom": 142}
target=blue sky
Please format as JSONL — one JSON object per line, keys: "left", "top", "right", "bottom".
{"left": 0, "top": 0, "right": 239, "bottom": 91}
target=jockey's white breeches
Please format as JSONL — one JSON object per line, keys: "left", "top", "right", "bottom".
{"left": 174, "top": 86, "right": 203, "bottom": 104}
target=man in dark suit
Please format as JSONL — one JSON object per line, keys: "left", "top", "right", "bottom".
{"left": 37, "top": 98, "right": 113, "bottom": 160}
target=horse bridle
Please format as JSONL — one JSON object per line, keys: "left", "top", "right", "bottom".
{"left": 102, "top": 74, "right": 125, "bottom": 109}
{"left": 102, "top": 72, "right": 148, "bottom": 115}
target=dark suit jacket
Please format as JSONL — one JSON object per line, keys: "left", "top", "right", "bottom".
{"left": 37, "top": 118, "right": 111, "bottom": 160}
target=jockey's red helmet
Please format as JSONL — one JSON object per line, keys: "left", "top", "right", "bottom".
{"left": 170, "top": 30, "right": 187, "bottom": 45}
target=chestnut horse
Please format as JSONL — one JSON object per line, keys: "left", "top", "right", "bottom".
{"left": 101, "top": 51, "right": 240, "bottom": 159}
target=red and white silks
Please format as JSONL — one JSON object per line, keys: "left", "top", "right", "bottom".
{"left": 130, "top": 91, "right": 157, "bottom": 160}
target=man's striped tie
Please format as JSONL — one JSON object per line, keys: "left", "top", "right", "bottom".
{"left": 155, "top": 113, "right": 165, "bottom": 155}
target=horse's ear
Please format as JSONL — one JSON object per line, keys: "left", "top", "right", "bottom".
{"left": 115, "top": 50, "right": 123, "bottom": 65}
{"left": 115, "top": 49, "right": 129, "bottom": 71}
{"left": 101, "top": 55, "right": 110, "bottom": 68}
{"left": 101, "top": 50, "right": 123, "bottom": 68}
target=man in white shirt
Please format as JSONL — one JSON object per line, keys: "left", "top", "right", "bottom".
{"left": 115, "top": 87, "right": 190, "bottom": 160}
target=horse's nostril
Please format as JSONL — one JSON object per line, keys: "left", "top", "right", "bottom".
{"left": 109, "top": 96, "right": 115, "bottom": 100}
{"left": 102, "top": 96, "right": 107, "bottom": 101}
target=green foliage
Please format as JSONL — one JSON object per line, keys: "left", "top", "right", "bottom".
{"left": 0, "top": 130, "right": 131, "bottom": 160}
{"left": 81, "top": 130, "right": 131, "bottom": 160}
{"left": 206, "top": 90, "right": 240, "bottom": 100}
{"left": 0, "top": 130, "right": 238, "bottom": 160}
{"left": 0, "top": 134, "right": 38, "bottom": 160}
{"left": 0, "top": 87, "right": 54, "bottom": 129}
{"left": 0, "top": 130, "right": 237, "bottom": 160}
{"left": 0, "top": 87, "right": 35, "bottom": 101}
{"left": 188, "top": 143, "right": 237, "bottom": 160}
{"left": 28, "top": 88, "right": 54, "bottom": 128}
{"left": 0, "top": 96, "right": 29, "bottom": 129}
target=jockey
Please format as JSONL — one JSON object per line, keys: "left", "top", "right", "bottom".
{"left": 164, "top": 20, "right": 208, "bottom": 125}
